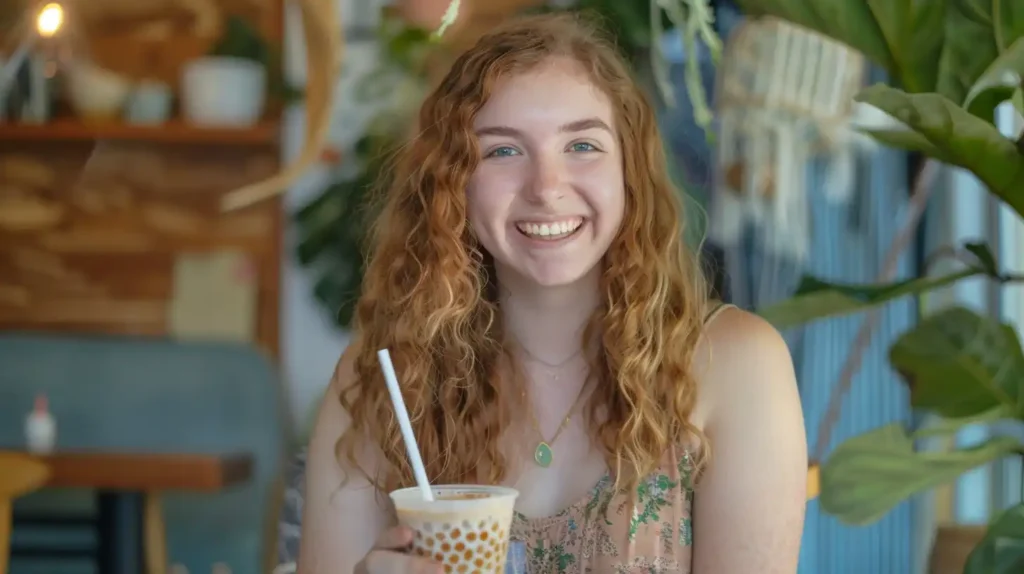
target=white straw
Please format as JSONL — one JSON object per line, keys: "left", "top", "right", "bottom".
{"left": 377, "top": 348, "right": 434, "bottom": 502}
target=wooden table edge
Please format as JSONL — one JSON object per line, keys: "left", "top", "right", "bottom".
{"left": 0, "top": 450, "right": 255, "bottom": 492}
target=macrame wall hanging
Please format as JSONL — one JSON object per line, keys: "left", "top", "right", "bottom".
{"left": 708, "top": 17, "right": 871, "bottom": 264}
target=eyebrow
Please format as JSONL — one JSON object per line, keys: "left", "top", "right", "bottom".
{"left": 474, "top": 117, "right": 613, "bottom": 137}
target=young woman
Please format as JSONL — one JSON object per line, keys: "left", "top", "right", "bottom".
{"left": 300, "top": 12, "right": 807, "bottom": 574}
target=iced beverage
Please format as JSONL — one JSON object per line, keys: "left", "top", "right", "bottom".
{"left": 390, "top": 485, "right": 519, "bottom": 574}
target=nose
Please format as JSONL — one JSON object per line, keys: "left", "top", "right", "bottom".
{"left": 524, "top": 154, "right": 566, "bottom": 204}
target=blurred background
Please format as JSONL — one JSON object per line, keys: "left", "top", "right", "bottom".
{"left": 1, "top": 1, "right": 1023, "bottom": 574}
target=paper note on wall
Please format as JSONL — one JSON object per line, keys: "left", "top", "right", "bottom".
{"left": 168, "top": 250, "right": 257, "bottom": 343}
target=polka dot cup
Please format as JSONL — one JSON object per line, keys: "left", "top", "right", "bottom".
{"left": 390, "top": 485, "right": 519, "bottom": 574}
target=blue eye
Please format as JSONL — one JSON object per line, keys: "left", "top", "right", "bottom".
{"left": 570, "top": 142, "right": 598, "bottom": 152}
{"left": 487, "top": 146, "right": 519, "bottom": 158}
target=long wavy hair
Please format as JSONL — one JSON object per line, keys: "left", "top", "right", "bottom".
{"left": 338, "top": 12, "right": 710, "bottom": 495}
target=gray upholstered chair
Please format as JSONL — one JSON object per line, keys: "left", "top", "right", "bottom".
{"left": 0, "top": 333, "right": 288, "bottom": 574}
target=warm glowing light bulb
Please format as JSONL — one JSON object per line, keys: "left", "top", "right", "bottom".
{"left": 36, "top": 3, "right": 64, "bottom": 38}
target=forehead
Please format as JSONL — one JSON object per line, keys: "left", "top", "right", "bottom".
{"left": 473, "top": 58, "right": 614, "bottom": 129}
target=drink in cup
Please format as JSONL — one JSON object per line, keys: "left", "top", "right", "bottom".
{"left": 390, "top": 485, "right": 519, "bottom": 573}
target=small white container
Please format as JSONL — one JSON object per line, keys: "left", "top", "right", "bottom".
{"left": 125, "top": 80, "right": 173, "bottom": 125}
{"left": 65, "top": 61, "right": 132, "bottom": 121}
{"left": 181, "top": 56, "right": 267, "bottom": 127}
{"left": 25, "top": 393, "right": 56, "bottom": 454}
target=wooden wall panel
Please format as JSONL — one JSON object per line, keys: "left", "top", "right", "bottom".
{"left": 0, "top": 141, "right": 282, "bottom": 356}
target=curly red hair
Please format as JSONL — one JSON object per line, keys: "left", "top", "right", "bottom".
{"left": 338, "top": 11, "right": 710, "bottom": 494}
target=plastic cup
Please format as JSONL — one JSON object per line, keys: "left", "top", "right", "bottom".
{"left": 390, "top": 484, "right": 519, "bottom": 573}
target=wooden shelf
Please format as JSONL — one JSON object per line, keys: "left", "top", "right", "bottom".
{"left": 0, "top": 119, "right": 280, "bottom": 146}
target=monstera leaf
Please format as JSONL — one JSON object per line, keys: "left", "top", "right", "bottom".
{"left": 964, "top": 502, "right": 1024, "bottom": 574}
{"left": 820, "top": 423, "right": 1020, "bottom": 525}
{"left": 757, "top": 243, "right": 999, "bottom": 329}
{"left": 889, "top": 306, "right": 1024, "bottom": 419}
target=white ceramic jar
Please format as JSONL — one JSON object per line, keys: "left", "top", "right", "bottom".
{"left": 181, "top": 56, "right": 267, "bottom": 127}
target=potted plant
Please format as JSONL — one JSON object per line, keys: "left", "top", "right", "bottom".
{"left": 737, "top": 1, "right": 1024, "bottom": 572}
{"left": 181, "top": 15, "right": 271, "bottom": 127}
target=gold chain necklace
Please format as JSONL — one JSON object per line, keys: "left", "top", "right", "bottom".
{"left": 514, "top": 341, "right": 582, "bottom": 370}
{"left": 507, "top": 332, "right": 584, "bottom": 379}
{"left": 507, "top": 332, "right": 589, "bottom": 467}
{"left": 520, "top": 382, "right": 588, "bottom": 468}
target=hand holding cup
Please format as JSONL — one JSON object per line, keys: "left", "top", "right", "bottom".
{"left": 355, "top": 525, "right": 444, "bottom": 574}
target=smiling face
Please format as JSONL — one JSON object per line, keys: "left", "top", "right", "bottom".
{"left": 466, "top": 58, "right": 626, "bottom": 289}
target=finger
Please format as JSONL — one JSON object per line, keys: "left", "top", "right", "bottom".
{"left": 362, "top": 549, "right": 443, "bottom": 574}
{"left": 374, "top": 525, "right": 414, "bottom": 550}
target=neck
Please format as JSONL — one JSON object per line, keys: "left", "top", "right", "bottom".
{"left": 497, "top": 265, "right": 601, "bottom": 364}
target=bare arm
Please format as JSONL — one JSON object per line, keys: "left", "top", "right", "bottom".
{"left": 298, "top": 342, "right": 391, "bottom": 574}
{"left": 691, "top": 309, "right": 808, "bottom": 573}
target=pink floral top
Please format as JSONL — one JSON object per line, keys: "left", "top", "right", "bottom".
{"left": 509, "top": 304, "right": 731, "bottom": 573}
{"left": 510, "top": 446, "right": 696, "bottom": 573}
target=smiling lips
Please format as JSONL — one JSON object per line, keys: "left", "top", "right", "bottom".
{"left": 515, "top": 217, "right": 585, "bottom": 240}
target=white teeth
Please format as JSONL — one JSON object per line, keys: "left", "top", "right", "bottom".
{"left": 515, "top": 218, "right": 583, "bottom": 240}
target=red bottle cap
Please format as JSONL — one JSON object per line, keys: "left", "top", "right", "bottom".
{"left": 34, "top": 394, "right": 49, "bottom": 414}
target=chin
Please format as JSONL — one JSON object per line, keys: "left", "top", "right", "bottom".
{"left": 514, "top": 260, "right": 601, "bottom": 289}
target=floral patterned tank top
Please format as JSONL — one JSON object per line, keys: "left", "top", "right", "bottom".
{"left": 509, "top": 446, "right": 697, "bottom": 573}
{"left": 509, "top": 303, "right": 729, "bottom": 573}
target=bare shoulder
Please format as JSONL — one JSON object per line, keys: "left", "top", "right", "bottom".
{"left": 692, "top": 306, "right": 796, "bottom": 422}
{"left": 702, "top": 305, "right": 790, "bottom": 362}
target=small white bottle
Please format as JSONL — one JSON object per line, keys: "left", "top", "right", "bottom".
{"left": 25, "top": 393, "right": 57, "bottom": 454}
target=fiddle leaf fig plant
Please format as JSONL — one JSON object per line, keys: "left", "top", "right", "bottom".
{"left": 738, "top": 0, "right": 1024, "bottom": 571}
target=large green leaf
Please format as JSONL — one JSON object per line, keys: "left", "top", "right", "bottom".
{"left": 964, "top": 502, "right": 1024, "bottom": 574}
{"left": 936, "top": 0, "right": 1004, "bottom": 105}
{"left": 904, "top": 0, "right": 948, "bottom": 93}
{"left": 1000, "top": 2, "right": 1024, "bottom": 51}
{"left": 855, "top": 84, "right": 1024, "bottom": 220}
{"left": 757, "top": 242, "right": 998, "bottom": 328}
{"left": 865, "top": 0, "right": 947, "bottom": 93}
{"left": 889, "top": 306, "right": 1024, "bottom": 418}
{"left": 735, "top": 0, "right": 897, "bottom": 74}
{"left": 820, "top": 423, "right": 1020, "bottom": 525}
{"left": 758, "top": 268, "right": 979, "bottom": 328}
{"left": 908, "top": 405, "right": 1015, "bottom": 440}
{"left": 863, "top": 0, "right": 911, "bottom": 81}
{"left": 964, "top": 36, "right": 1024, "bottom": 121}
{"left": 857, "top": 126, "right": 954, "bottom": 162}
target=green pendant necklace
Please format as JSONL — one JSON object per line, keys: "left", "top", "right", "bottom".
{"left": 508, "top": 333, "right": 588, "bottom": 469}
{"left": 523, "top": 389, "right": 580, "bottom": 468}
